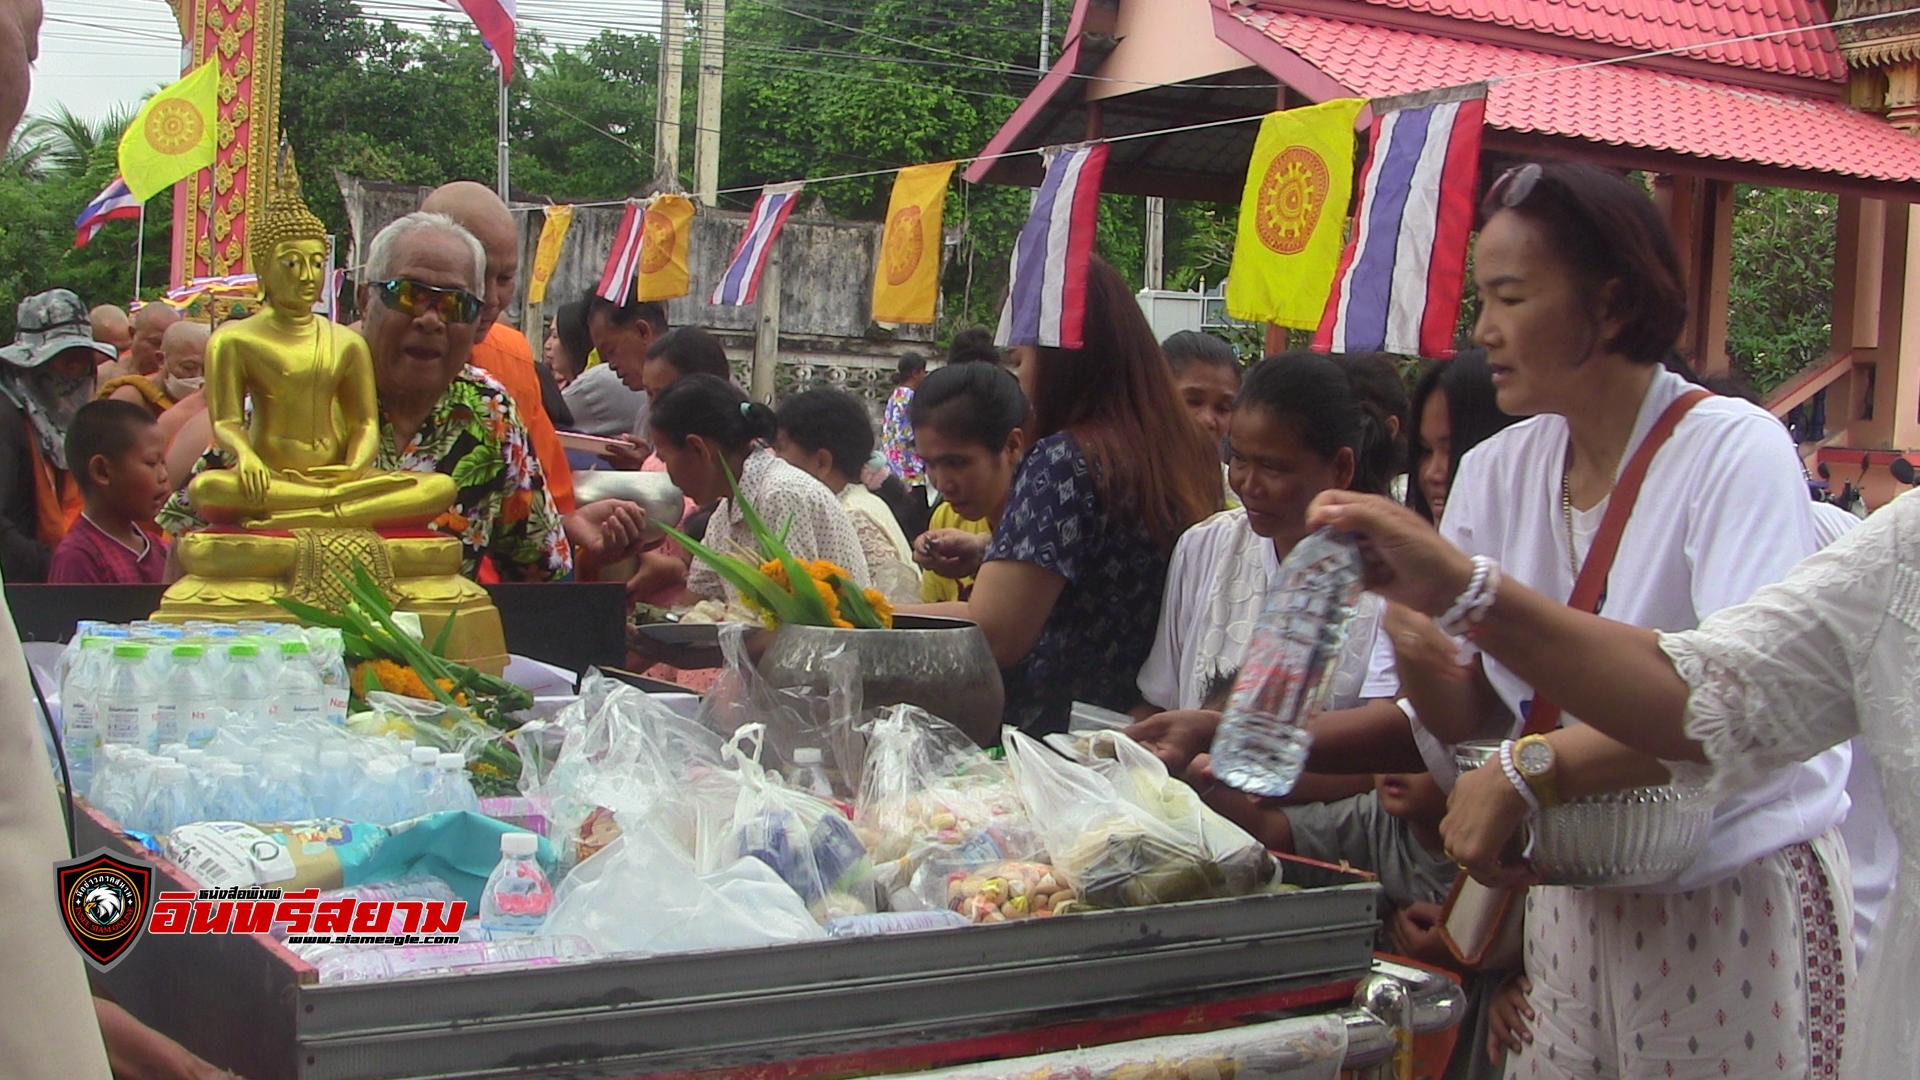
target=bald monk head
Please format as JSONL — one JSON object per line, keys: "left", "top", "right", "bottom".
{"left": 129, "top": 302, "right": 179, "bottom": 376}
{"left": 159, "top": 319, "right": 210, "bottom": 392}
{"left": 421, "top": 181, "right": 518, "bottom": 338}
{"left": 89, "top": 304, "right": 132, "bottom": 357}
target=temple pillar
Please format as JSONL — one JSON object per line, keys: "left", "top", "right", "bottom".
{"left": 165, "top": 0, "right": 285, "bottom": 285}
{"left": 1657, "top": 174, "right": 1734, "bottom": 377}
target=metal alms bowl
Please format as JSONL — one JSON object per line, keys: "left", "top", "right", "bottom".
{"left": 758, "top": 614, "right": 1004, "bottom": 746}
{"left": 1453, "top": 740, "right": 1714, "bottom": 888}
{"left": 572, "top": 470, "right": 686, "bottom": 540}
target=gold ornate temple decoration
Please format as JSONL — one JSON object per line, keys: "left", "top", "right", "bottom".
{"left": 1837, "top": 0, "right": 1920, "bottom": 132}
{"left": 165, "top": 0, "right": 286, "bottom": 281}
{"left": 155, "top": 149, "right": 508, "bottom": 673}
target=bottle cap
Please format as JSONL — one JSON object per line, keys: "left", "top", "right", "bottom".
{"left": 435, "top": 752, "right": 465, "bottom": 770}
{"left": 112, "top": 643, "right": 147, "bottom": 659}
{"left": 228, "top": 643, "right": 259, "bottom": 658}
{"left": 281, "top": 639, "right": 311, "bottom": 655}
{"left": 500, "top": 832, "right": 539, "bottom": 857}
{"left": 172, "top": 644, "right": 204, "bottom": 659}
{"left": 411, "top": 746, "right": 441, "bottom": 765}
{"left": 793, "top": 747, "right": 824, "bottom": 765}
{"left": 319, "top": 750, "right": 351, "bottom": 769}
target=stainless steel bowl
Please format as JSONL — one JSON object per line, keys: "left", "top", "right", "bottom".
{"left": 572, "top": 470, "right": 686, "bottom": 543}
{"left": 1454, "top": 740, "right": 1713, "bottom": 888}
{"left": 758, "top": 614, "right": 1004, "bottom": 747}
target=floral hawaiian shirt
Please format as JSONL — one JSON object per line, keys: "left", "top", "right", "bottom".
{"left": 882, "top": 385, "right": 924, "bottom": 486}
{"left": 158, "top": 367, "right": 572, "bottom": 581}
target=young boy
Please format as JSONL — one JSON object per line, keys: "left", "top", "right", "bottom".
{"left": 48, "top": 400, "right": 170, "bottom": 584}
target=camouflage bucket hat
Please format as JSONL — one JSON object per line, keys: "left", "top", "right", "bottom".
{"left": 1, "top": 289, "right": 119, "bottom": 369}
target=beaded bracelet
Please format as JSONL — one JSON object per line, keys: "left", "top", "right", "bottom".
{"left": 1498, "top": 739, "right": 1543, "bottom": 814}
{"left": 1437, "top": 555, "right": 1499, "bottom": 637}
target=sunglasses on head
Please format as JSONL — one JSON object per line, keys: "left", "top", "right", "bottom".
{"left": 1488, "top": 162, "right": 1544, "bottom": 210}
{"left": 372, "top": 278, "right": 482, "bottom": 324}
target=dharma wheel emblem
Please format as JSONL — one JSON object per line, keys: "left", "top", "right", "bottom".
{"left": 883, "top": 204, "right": 925, "bottom": 286}
{"left": 145, "top": 99, "right": 206, "bottom": 156}
{"left": 1255, "top": 147, "right": 1330, "bottom": 256}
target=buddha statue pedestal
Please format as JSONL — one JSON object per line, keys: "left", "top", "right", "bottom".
{"left": 153, "top": 528, "right": 510, "bottom": 675}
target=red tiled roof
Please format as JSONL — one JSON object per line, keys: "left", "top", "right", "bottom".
{"left": 1237, "top": 9, "right": 1920, "bottom": 184}
{"left": 1290, "top": 0, "right": 1846, "bottom": 81}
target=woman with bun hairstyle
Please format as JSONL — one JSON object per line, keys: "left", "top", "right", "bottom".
{"left": 910, "top": 256, "right": 1223, "bottom": 735}
{"left": 647, "top": 374, "right": 871, "bottom": 605}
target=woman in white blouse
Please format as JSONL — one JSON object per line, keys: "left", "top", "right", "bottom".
{"left": 648, "top": 374, "right": 871, "bottom": 607}
{"left": 773, "top": 387, "right": 920, "bottom": 604}
{"left": 1360, "top": 162, "right": 1850, "bottom": 1079}
{"left": 1311, "top": 487, "right": 1920, "bottom": 1079}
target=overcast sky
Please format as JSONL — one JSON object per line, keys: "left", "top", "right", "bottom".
{"left": 29, "top": 0, "right": 670, "bottom": 123}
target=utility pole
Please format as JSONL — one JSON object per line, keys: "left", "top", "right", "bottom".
{"left": 1144, "top": 197, "right": 1165, "bottom": 290}
{"left": 656, "top": 1, "right": 684, "bottom": 186}
{"left": 695, "top": 0, "right": 727, "bottom": 206}
{"left": 1039, "top": 0, "right": 1051, "bottom": 72}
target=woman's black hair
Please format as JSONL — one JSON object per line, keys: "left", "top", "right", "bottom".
{"left": 894, "top": 351, "right": 929, "bottom": 385}
{"left": 1236, "top": 351, "right": 1394, "bottom": 496}
{"left": 645, "top": 326, "right": 731, "bottom": 380}
{"left": 555, "top": 300, "right": 592, "bottom": 371}
{"left": 776, "top": 388, "right": 874, "bottom": 481}
{"left": 909, "top": 360, "right": 1028, "bottom": 450}
{"left": 649, "top": 373, "right": 776, "bottom": 451}
{"left": 1405, "top": 347, "right": 1522, "bottom": 522}
{"left": 1479, "top": 162, "right": 1687, "bottom": 364}
{"left": 1329, "top": 352, "right": 1410, "bottom": 477}
{"left": 946, "top": 327, "right": 1001, "bottom": 365}
{"left": 1161, "top": 331, "right": 1240, "bottom": 377}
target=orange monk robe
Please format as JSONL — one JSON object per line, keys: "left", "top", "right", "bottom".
{"left": 471, "top": 323, "right": 576, "bottom": 515}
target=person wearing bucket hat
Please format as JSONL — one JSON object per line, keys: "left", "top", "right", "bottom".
{"left": 0, "top": 288, "right": 117, "bottom": 581}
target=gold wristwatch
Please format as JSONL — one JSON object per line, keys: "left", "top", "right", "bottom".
{"left": 1512, "top": 734, "right": 1563, "bottom": 808}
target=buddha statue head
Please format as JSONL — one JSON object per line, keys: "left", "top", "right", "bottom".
{"left": 251, "top": 144, "right": 331, "bottom": 317}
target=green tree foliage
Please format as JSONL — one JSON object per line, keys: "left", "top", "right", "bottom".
{"left": 1726, "top": 184, "right": 1836, "bottom": 394}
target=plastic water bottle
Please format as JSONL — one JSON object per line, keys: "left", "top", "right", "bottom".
{"left": 257, "top": 760, "right": 314, "bottom": 821}
{"left": 405, "top": 746, "right": 441, "bottom": 811}
{"left": 59, "top": 636, "right": 114, "bottom": 786}
{"left": 201, "top": 761, "right": 256, "bottom": 821}
{"left": 162, "top": 645, "right": 219, "bottom": 748}
{"left": 789, "top": 747, "right": 835, "bottom": 799}
{"left": 145, "top": 762, "right": 200, "bottom": 834}
{"left": 100, "top": 643, "right": 159, "bottom": 752}
{"left": 309, "top": 630, "right": 352, "bottom": 726}
{"left": 424, "top": 753, "right": 479, "bottom": 814}
{"left": 218, "top": 642, "right": 271, "bottom": 728}
{"left": 344, "top": 758, "right": 404, "bottom": 824}
{"left": 1211, "top": 529, "right": 1367, "bottom": 798}
{"left": 478, "top": 832, "right": 554, "bottom": 939}
{"left": 313, "top": 750, "right": 357, "bottom": 819}
{"left": 275, "top": 639, "right": 327, "bottom": 727}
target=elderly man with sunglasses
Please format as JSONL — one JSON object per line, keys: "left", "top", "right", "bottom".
{"left": 160, "top": 212, "right": 585, "bottom": 581}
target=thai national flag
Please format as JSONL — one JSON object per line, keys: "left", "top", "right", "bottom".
{"left": 596, "top": 201, "right": 645, "bottom": 303}
{"left": 445, "top": 0, "right": 517, "bottom": 82}
{"left": 74, "top": 176, "right": 142, "bottom": 248}
{"left": 710, "top": 182, "right": 803, "bottom": 307}
{"left": 1315, "top": 88, "right": 1486, "bottom": 360}
{"left": 995, "top": 143, "right": 1108, "bottom": 350}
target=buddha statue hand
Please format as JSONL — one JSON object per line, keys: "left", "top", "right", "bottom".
{"left": 236, "top": 451, "right": 275, "bottom": 507}
{"left": 286, "top": 464, "right": 373, "bottom": 485}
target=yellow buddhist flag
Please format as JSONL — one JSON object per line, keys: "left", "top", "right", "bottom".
{"left": 871, "top": 160, "right": 956, "bottom": 325}
{"left": 635, "top": 194, "right": 696, "bottom": 302}
{"left": 118, "top": 60, "right": 221, "bottom": 203}
{"left": 526, "top": 204, "right": 574, "bottom": 304}
{"left": 1225, "top": 99, "right": 1366, "bottom": 329}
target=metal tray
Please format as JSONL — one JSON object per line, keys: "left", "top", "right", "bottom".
{"left": 83, "top": 809, "right": 1379, "bottom": 1080}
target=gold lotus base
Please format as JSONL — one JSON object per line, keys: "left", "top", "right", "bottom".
{"left": 152, "top": 528, "right": 508, "bottom": 675}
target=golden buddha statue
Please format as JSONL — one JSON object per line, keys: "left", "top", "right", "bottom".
{"left": 189, "top": 151, "right": 454, "bottom": 529}
{"left": 157, "top": 149, "right": 506, "bottom": 672}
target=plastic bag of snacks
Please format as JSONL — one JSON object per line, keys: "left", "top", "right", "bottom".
{"left": 1004, "top": 729, "right": 1274, "bottom": 909}
{"left": 721, "top": 725, "right": 875, "bottom": 918}
{"left": 854, "top": 705, "right": 1044, "bottom": 911}
{"left": 521, "top": 672, "right": 727, "bottom": 867}
{"left": 947, "top": 861, "right": 1080, "bottom": 923}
